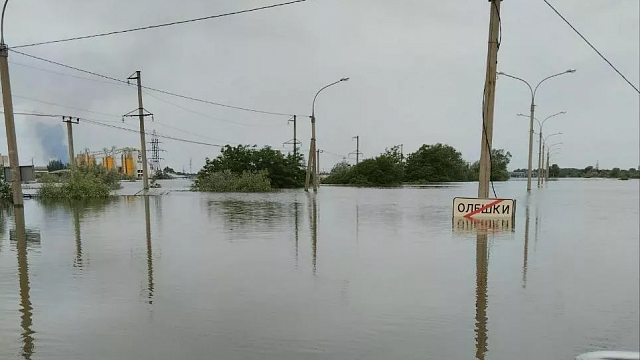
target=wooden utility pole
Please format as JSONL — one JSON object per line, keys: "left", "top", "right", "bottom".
{"left": 284, "top": 115, "right": 301, "bottom": 158}
{"left": 127, "top": 71, "right": 151, "bottom": 192}
{"left": 350, "top": 135, "right": 362, "bottom": 165}
{"left": 0, "top": 43, "right": 23, "bottom": 205}
{"left": 477, "top": 0, "right": 501, "bottom": 199}
{"left": 63, "top": 117, "right": 79, "bottom": 166}
{"left": 292, "top": 115, "right": 297, "bottom": 158}
{"left": 316, "top": 148, "right": 323, "bottom": 180}
{"left": 305, "top": 115, "right": 317, "bottom": 192}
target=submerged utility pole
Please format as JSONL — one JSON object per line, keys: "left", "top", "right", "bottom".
{"left": 477, "top": 0, "right": 501, "bottom": 199}
{"left": 63, "top": 116, "right": 79, "bottom": 166}
{"left": 125, "top": 71, "right": 153, "bottom": 192}
{"left": 0, "top": 3, "right": 23, "bottom": 205}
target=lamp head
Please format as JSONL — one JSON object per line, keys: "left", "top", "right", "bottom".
{"left": 566, "top": 69, "right": 577, "bottom": 73}
{"left": 340, "top": 77, "right": 350, "bottom": 82}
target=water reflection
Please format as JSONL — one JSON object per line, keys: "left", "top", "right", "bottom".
{"left": 453, "top": 218, "right": 514, "bottom": 233}
{"left": 475, "top": 233, "right": 489, "bottom": 360}
{"left": 207, "top": 199, "right": 288, "bottom": 231}
{"left": 72, "top": 206, "right": 83, "bottom": 268}
{"left": 14, "top": 206, "right": 35, "bottom": 359}
{"left": 522, "top": 202, "right": 531, "bottom": 289}
{"left": 309, "top": 196, "right": 318, "bottom": 275}
{"left": 145, "top": 197, "right": 154, "bottom": 304}
{"left": 293, "top": 201, "right": 300, "bottom": 268}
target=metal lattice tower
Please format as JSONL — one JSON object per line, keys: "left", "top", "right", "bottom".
{"left": 149, "top": 130, "right": 164, "bottom": 172}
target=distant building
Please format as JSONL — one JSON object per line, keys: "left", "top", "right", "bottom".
{"left": 0, "top": 154, "right": 9, "bottom": 167}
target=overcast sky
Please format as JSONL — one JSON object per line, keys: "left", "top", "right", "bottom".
{"left": 3, "top": 0, "right": 639, "bottom": 171}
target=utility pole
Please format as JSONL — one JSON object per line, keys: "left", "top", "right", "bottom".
{"left": 0, "top": 43, "right": 23, "bottom": 205}
{"left": 189, "top": 158, "right": 192, "bottom": 174}
{"left": 477, "top": 0, "right": 501, "bottom": 199}
{"left": 316, "top": 149, "right": 323, "bottom": 179}
{"left": 304, "top": 115, "right": 317, "bottom": 192}
{"left": 284, "top": 115, "right": 301, "bottom": 158}
{"left": 63, "top": 116, "right": 79, "bottom": 166}
{"left": 400, "top": 144, "right": 404, "bottom": 162}
{"left": 125, "top": 71, "right": 153, "bottom": 192}
{"left": 350, "top": 135, "right": 362, "bottom": 165}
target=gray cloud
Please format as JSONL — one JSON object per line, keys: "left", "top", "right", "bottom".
{"left": 1, "top": 0, "right": 638, "bottom": 171}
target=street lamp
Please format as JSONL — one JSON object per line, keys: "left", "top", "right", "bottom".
{"left": 498, "top": 69, "right": 575, "bottom": 192}
{"left": 541, "top": 133, "right": 562, "bottom": 183}
{"left": 546, "top": 142, "right": 563, "bottom": 181}
{"left": 305, "top": 77, "right": 349, "bottom": 192}
{"left": 517, "top": 111, "right": 566, "bottom": 186}
{"left": 0, "top": 0, "right": 23, "bottom": 205}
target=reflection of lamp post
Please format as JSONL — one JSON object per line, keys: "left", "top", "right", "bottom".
{"left": 498, "top": 69, "right": 575, "bottom": 192}
{"left": 0, "top": 0, "right": 24, "bottom": 205}
{"left": 305, "top": 78, "right": 349, "bottom": 192}
{"left": 518, "top": 112, "right": 565, "bottom": 186}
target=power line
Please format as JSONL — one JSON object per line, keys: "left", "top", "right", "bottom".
{"left": 542, "top": 0, "right": 640, "bottom": 94}
{"left": 8, "top": 60, "right": 126, "bottom": 86}
{"left": 12, "top": 0, "right": 309, "bottom": 49}
{"left": 143, "top": 91, "right": 281, "bottom": 127}
{"left": 10, "top": 49, "right": 300, "bottom": 116}
{"left": 13, "top": 94, "right": 122, "bottom": 117}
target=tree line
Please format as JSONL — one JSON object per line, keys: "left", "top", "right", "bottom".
{"left": 322, "top": 143, "right": 512, "bottom": 186}
{"left": 545, "top": 165, "right": 639, "bottom": 180}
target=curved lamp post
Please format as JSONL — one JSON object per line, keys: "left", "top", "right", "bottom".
{"left": 0, "top": 0, "right": 23, "bottom": 205}
{"left": 498, "top": 69, "right": 575, "bottom": 192}
{"left": 518, "top": 111, "right": 566, "bottom": 186}
{"left": 545, "top": 142, "right": 563, "bottom": 182}
{"left": 305, "top": 78, "right": 349, "bottom": 192}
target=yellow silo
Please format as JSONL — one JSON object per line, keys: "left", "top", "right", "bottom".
{"left": 124, "top": 156, "right": 135, "bottom": 176}
{"left": 104, "top": 156, "right": 115, "bottom": 170}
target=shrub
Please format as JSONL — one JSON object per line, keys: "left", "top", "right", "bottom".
{"left": 192, "top": 170, "right": 272, "bottom": 192}
{"left": 38, "top": 165, "right": 122, "bottom": 200}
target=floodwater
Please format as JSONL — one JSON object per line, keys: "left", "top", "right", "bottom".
{"left": 0, "top": 179, "right": 638, "bottom": 360}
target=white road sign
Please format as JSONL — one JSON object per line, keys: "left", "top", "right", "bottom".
{"left": 453, "top": 197, "right": 516, "bottom": 220}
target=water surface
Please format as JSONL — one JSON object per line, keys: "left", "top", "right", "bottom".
{"left": 0, "top": 179, "right": 638, "bottom": 359}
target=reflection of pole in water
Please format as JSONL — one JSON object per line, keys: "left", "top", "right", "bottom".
{"left": 144, "top": 197, "right": 154, "bottom": 304}
{"left": 72, "top": 207, "right": 83, "bottom": 268}
{"left": 522, "top": 204, "right": 531, "bottom": 289}
{"left": 310, "top": 197, "right": 318, "bottom": 275}
{"left": 355, "top": 204, "right": 360, "bottom": 243}
{"left": 15, "top": 207, "right": 35, "bottom": 359}
{"left": 294, "top": 201, "right": 299, "bottom": 268}
{"left": 475, "top": 234, "right": 488, "bottom": 360}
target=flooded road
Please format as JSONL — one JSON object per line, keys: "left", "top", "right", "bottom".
{"left": 0, "top": 179, "right": 638, "bottom": 359}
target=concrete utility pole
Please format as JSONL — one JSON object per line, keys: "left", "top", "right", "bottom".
{"left": 316, "top": 148, "right": 323, "bottom": 179}
{"left": 284, "top": 115, "right": 301, "bottom": 158}
{"left": 498, "top": 70, "right": 575, "bottom": 192}
{"left": 350, "top": 135, "right": 362, "bottom": 165}
{"left": 0, "top": 1, "right": 23, "bottom": 205}
{"left": 305, "top": 78, "right": 349, "bottom": 192}
{"left": 477, "top": 0, "right": 501, "bottom": 199}
{"left": 127, "top": 71, "right": 151, "bottom": 192}
{"left": 63, "top": 117, "right": 79, "bottom": 166}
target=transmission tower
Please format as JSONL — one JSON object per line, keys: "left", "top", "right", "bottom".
{"left": 148, "top": 130, "right": 164, "bottom": 172}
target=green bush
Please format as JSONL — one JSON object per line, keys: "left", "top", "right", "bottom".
{"left": 38, "top": 165, "right": 122, "bottom": 200}
{"left": 197, "top": 145, "right": 305, "bottom": 189}
{"left": 192, "top": 170, "right": 273, "bottom": 192}
{"left": 323, "top": 155, "right": 404, "bottom": 187}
